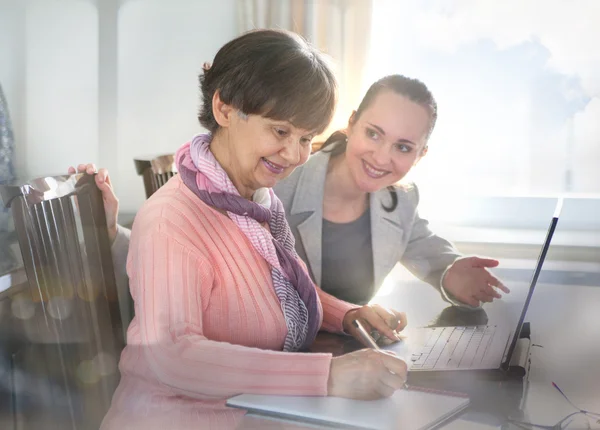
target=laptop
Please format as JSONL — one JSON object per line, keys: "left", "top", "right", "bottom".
{"left": 397, "top": 198, "right": 563, "bottom": 380}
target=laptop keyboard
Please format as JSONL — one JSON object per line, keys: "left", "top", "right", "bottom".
{"left": 410, "top": 325, "right": 497, "bottom": 370}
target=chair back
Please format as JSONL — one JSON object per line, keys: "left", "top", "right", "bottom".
{"left": 134, "top": 154, "right": 177, "bottom": 199}
{"left": 0, "top": 173, "right": 125, "bottom": 429}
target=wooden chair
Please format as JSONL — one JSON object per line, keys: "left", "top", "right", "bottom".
{"left": 133, "top": 154, "right": 177, "bottom": 199}
{"left": 0, "top": 173, "right": 125, "bottom": 430}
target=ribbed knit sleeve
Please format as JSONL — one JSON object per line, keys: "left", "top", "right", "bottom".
{"left": 317, "top": 287, "right": 360, "bottom": 333}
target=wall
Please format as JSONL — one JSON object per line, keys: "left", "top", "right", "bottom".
{"left": 27, "top": 0, "right": 99, "bottom": 178}
{"left": 116, "top": 0, "right": 237, "bottom": 211}
{"left": 0, "top": 0, "right": 237, "bottom": 212}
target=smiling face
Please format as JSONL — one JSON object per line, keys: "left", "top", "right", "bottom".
{"left": 345, "top": 90, "right": 431, "bottom": 193}
{"left": 211, "top": 92, "right": 316, "bottom": 198}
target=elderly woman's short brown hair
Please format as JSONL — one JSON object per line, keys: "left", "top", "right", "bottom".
{"left": 198, "top": 29, "right": 338, "bottom": 135}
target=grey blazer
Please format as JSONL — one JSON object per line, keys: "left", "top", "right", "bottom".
{"left": 274, "top": 149, "right": 462, "bottom": 300}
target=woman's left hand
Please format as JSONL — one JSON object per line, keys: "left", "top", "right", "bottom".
{"left": 343, "top": 304, "right": 407, "bottom": 345}
{"left": 442, "top": 256, "right": 510, "bottom": 307}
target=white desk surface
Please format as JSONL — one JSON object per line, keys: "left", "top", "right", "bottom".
{"left": 240, "top": 259, "right": 600, "bottom": 429}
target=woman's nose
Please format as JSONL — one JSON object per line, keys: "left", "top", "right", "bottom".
{"left": 280, "top": 139, "right": 301, "bottom": 165}
{"left": 372, "top": 144, "right": 390, "bottom": 167}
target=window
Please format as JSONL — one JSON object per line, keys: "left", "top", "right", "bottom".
{"left": 365, "top": 1, "right": 600, "bottom": 235}
{"left": 366, "top": 0, "right": 600, "bottom": 198}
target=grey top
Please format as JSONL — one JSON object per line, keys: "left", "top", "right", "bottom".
{"left": 321, "top": 209, "right": 374, "bottom": 305}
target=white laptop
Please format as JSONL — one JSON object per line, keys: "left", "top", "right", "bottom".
{"left": 397, "top": 198, "right": 562, "bottom": 377}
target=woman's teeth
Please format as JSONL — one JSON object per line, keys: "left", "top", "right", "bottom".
{"left": 363, "top": 160, "right": 388, "bottom": 178}
{"left": 262, "top": 158, "right": 284, "bottom": 174}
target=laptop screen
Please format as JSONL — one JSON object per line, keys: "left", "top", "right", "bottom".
{"left": 501, "top": 198, "right": 563, "bottom": 371}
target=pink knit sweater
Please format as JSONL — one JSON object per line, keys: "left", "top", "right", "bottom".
{"left": 100, "top": 175, "right": 357, "bottom": 430}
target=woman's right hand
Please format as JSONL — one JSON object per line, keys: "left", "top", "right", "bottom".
{"left": 68, "top": 163, "right": 119, "bottom": 244}
{"left": 327, "top": 349, "right": 408, "bottom": 400}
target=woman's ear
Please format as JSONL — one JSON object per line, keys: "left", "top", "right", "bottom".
{"left": 348, "top": 110, "right": 357, "bottom": 127}
{"left": 414, "top": 145, "right": 428, "bottom": 165}
{"left": 346, "top": 110, "right": 358, "bottom": 135}
{"left": 212, "top": 90, "right": 235, "bottom": 127}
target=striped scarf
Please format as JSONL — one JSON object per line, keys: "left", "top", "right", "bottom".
{"left": 175, "top": 134, "right": 322, "bottom": 351}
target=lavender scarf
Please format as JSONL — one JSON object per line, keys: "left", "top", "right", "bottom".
{"left": 175, "top": 134, "right": 322, "bottom": 351}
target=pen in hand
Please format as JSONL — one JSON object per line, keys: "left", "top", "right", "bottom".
{"left": 352, "top": 319, "right": 380, "bottom": 349}
{"left": 352, "top": 319, "right": 409, "bottom": 389}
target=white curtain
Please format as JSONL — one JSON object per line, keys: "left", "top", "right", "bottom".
{"left": 237, "top": 0, "right": 373, "bottom": 140}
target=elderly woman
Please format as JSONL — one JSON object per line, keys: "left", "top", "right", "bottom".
{"left": 97, "top": 30, "right": 408, "bottom": 430}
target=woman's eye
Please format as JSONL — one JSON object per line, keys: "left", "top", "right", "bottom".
{"left": 395, "top": 143, "right": 412, "bottom": 153}
{"left": 275, "top": 128, "right": 288, "bottom": 137}
{"left": 300, "top": 137, "right": 313, "bottom": 147}
{"left": 366, "top": 128, "right": 379, "bottom": 140}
